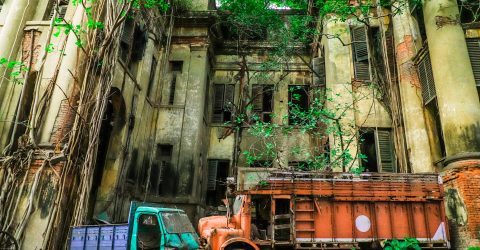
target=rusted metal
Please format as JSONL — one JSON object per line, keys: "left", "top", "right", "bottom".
{"left": 199, "top": 172, "right": 450, "bottom": 249}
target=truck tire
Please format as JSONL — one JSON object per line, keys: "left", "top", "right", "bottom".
{"left": 224, "top": 242, "right": 256, "bottom": 250}
{"left": 0, "top": 231, "right": 18, "bottom": 250}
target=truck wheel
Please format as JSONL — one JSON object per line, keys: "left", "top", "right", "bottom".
{"left": 0, "top": 231, "right": 18, "bottom": 250}
{"left": 224, "top": 242, "right": 256, "bottom": 250}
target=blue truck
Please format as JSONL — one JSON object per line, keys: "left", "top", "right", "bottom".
{"left": 68, "top": 202, "right": 200, "bottom": 250}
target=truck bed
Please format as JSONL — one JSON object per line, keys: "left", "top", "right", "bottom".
{"left": 69, "top": 224, "right": 129, "bottom": 250}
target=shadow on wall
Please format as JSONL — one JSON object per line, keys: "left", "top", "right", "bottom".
{"left": 458, "top": 122, "right": 480, "bottom": 151}
{"left": 445, "top": 188, "right": 468, "bottom": 226}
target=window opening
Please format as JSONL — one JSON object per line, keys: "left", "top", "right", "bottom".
{"left": 288, "top": 85, "right": 309, "bottom": 125}
{"left": 252, "top": 84, "right": 273, "bottom": 122}
{"left": 147, "top": 58, "right": 157, "bottom": 100}
{"left": 157, "top": 144, "right": 176, "bottom": 196}
{"left": 168, "top": 61, "right": 183, "bottom": 105}
{"left": 212, "top": 84, "right": 235, "bottom": 123}
{"left": 206, "top": 160, "right": 229, "bottom": 207}
{"left": 359, "top": 129, "right": 396, "bottom": 172}
{"left": 46, "top": 0, "right": 68, "bottom": 20}
{"left": 250, "top": 160, "right": 273, "bottom": 168}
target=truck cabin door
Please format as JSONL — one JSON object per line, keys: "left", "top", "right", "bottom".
{"left": 132, "top": 213, "right": 164, "bottom": 250}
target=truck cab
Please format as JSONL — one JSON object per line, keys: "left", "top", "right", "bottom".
{"left": 69, "top": 203, "right": 200, "bottom": 250}
{"left": 131, "top": 207, "right": 199, "bottom": 250}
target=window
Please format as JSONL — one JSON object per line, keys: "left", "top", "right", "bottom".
{"left": 359, "top": 129, "right": 396, "bottom": 173}
{"left": 119, "top": 19, "right": 147, "bottom": 74}
{"left": 212, "top": 84, "right": 235, "bottom": 123}
{"left": 409, "top": 1, "right": 427, "bottom": 42}
{"left": 206, "top": 160, "right": 229, "bottom": 206}
{"left": 154, "top": 144, "right": 176, "bottom": 196}
{"left": 288, "top": 85, "right": 309, "bottom": 125}
{"left": 251, "top": 85, "right": 273, "bottom": 122}
{"left": 289, "top": 161, "right": 309, "bottom": 171}
{"left": 351, "top": 26, "right": 371, "bottom": 81}
{"left": 137, "top": 214, "right": 160, "bottom": 249}
{"left": 312, "top": 56, "right": 326, "bottom": 86}
{"left": 416, "top": 48, "right": 436, "bottom": 105}
{"left": 46, "top": 0, "right": 68, "bottom": 20}
{"left": 168, "top": 61, "right": 183, "bottom": 105}
{"left": 465, "top": 38, "right": 480, "bottom": 100}
{"left": 147, "top": 58, "right": 157, "bottom": 100}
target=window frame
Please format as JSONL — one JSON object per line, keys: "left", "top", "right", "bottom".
{"left": 211, "top": 84, "right": 235, "bottom": 124}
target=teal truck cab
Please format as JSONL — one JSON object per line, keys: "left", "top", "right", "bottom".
{"left": 69, "top": 202, "right": 200, "bottom": 250}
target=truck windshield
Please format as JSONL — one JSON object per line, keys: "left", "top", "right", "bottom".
{"left": 160, "top": 212, "right": 195, "bottom": 234}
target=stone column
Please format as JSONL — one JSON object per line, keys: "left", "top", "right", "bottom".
{"left": 0, "top": 0, "right": 39, "bottom": 148}
{"left": 423, "top": 1, "right": 480, "bottom": 248}
{"left": 423, "top": 0, "right": 480, "bottom": 156}
{"left": 322, "top": 17, "right": 359, "bottom": 171}
{"left": 391, "top": 2, "right": 434, "bottom": 173}
{"left": 38, "top": 5, "right": 84, "bottom": 143}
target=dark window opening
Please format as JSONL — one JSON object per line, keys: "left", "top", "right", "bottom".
{"left": 127, "top": 148, "right": 139, "bottom": 182}
{"left": 251, "top": 85, "right": 273, "bottom": 123}
{"left": 212, "top": 84, "right": 235, "bottom": 123}
{"left": 206, "top": 160, "right": 229, "bottom": 207}
{"left": 250, "top": 160, "right": 273, "bottom": 168}
{"left": 168, "top": 61, "right": 183, "bottom": 105}
{"left": 45, "top": 0, "right": 68, "bottom": 20}
{"left": 359, "top": 130, "right": 378, "bottom": 172}
{"left": 410, "top": 2, "right": 427, "bottom": 42}
{"left": 273, "top": 199, "right": 291, "bottom": 241}
{"left": 458, "top": 1, "right": 480, "bottom": 24}
{"left": 251, "top": 196, "right": 271, "bottom": 240}
{"left": 119, "top": 19, "right": 147, "bottom": 75}
{"left": 351, "top": 26, "right": 371, "bottom": 81}
{"left": 147, "top": 58, "right": 157, "bottom": 100}
{"left": 157, "top": 144, "right": 177, "bottom": 196}
{"left": 288, "top": 85, "right": 309, "bottom": 125}
{"left": 359, "top": 129, "right": 396, "bottom": 173}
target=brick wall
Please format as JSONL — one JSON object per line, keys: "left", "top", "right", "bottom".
{"left": 443, "top": 159, "right": 480, "bottom": 249}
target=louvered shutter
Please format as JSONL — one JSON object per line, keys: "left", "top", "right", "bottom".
{"left": 416, "top": 50, "right": 436, "bottom": 105}
{"left": 466, "top": 38, "right": 480, "bottom": 87}
{"left": 224, "top": 85, "right": 235, "bottom": 106}
{"left": 121, "top": 20, "right": 134, "bottom": 44}
{"left": 207, "top": 160, "right": 218, "bottom": 190}
{"left": 48, "top": 4, "right": 68, "bottom": 20}
{"left": 252, "top": 85, "right": 263, "bottom": 112}
{"left": 312, "top": 57, "right": 326, "bottom": 86}
{"left": 375, "top": 130, "right": 396, "bottom": 173}
{"left": 212, "top": 85, "right": 225, "bottom": 123}
{"left": 351, "top": 27, "right": 371, "bottom": 81}
{"left": 385, "top": 28, "right": 397, "bottom": 83}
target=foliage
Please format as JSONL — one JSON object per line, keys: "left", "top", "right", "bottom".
{"left": 383, "top": 238, "right": 421, "bottom": 250}
{"left": 468, "top": 247, "right": 480, "bottom": 250}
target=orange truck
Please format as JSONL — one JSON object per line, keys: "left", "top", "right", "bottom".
{"left": 198, "top": 171, "right": 450, "bottom": 249}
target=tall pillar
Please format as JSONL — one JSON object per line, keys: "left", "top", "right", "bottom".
{"left": 391, "top": 2, "right": 434, "bottom": 173}
{"left": 423, "top": 0, "right": 480, "bottom": 156}
{"left": 0, "top": 0, "right": 40, "bottom": 149}
{"left": 322, "top": 17, "right": 359, "bottom": 171}
{"left": 423, "top": 1, "right": 480, "bottom": 248}
{"left": 38, "top": 5, "right": 84, "bottom": 143}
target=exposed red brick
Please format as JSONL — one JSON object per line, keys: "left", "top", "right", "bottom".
{"left": 442, "top": 160, "right": 480, "bottom": 249}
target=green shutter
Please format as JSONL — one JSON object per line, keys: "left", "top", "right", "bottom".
{"left": 351, "top": 27, "right": 371, "bottom": 81}
{"left": 416, "top": 50, "right": 436, "bottom": 105}
{"left": 212, "top": 85, "right": 225, "bottom": 123}
{"left": 466, "top": 38, "right": 480, "bottom": 87}
{"left": 375, "top": 130, "right": 396, "bottom": 173}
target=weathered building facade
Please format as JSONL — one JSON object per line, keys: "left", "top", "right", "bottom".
{"left": 0, "top": 0, "right": 479, "bottom": 249}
